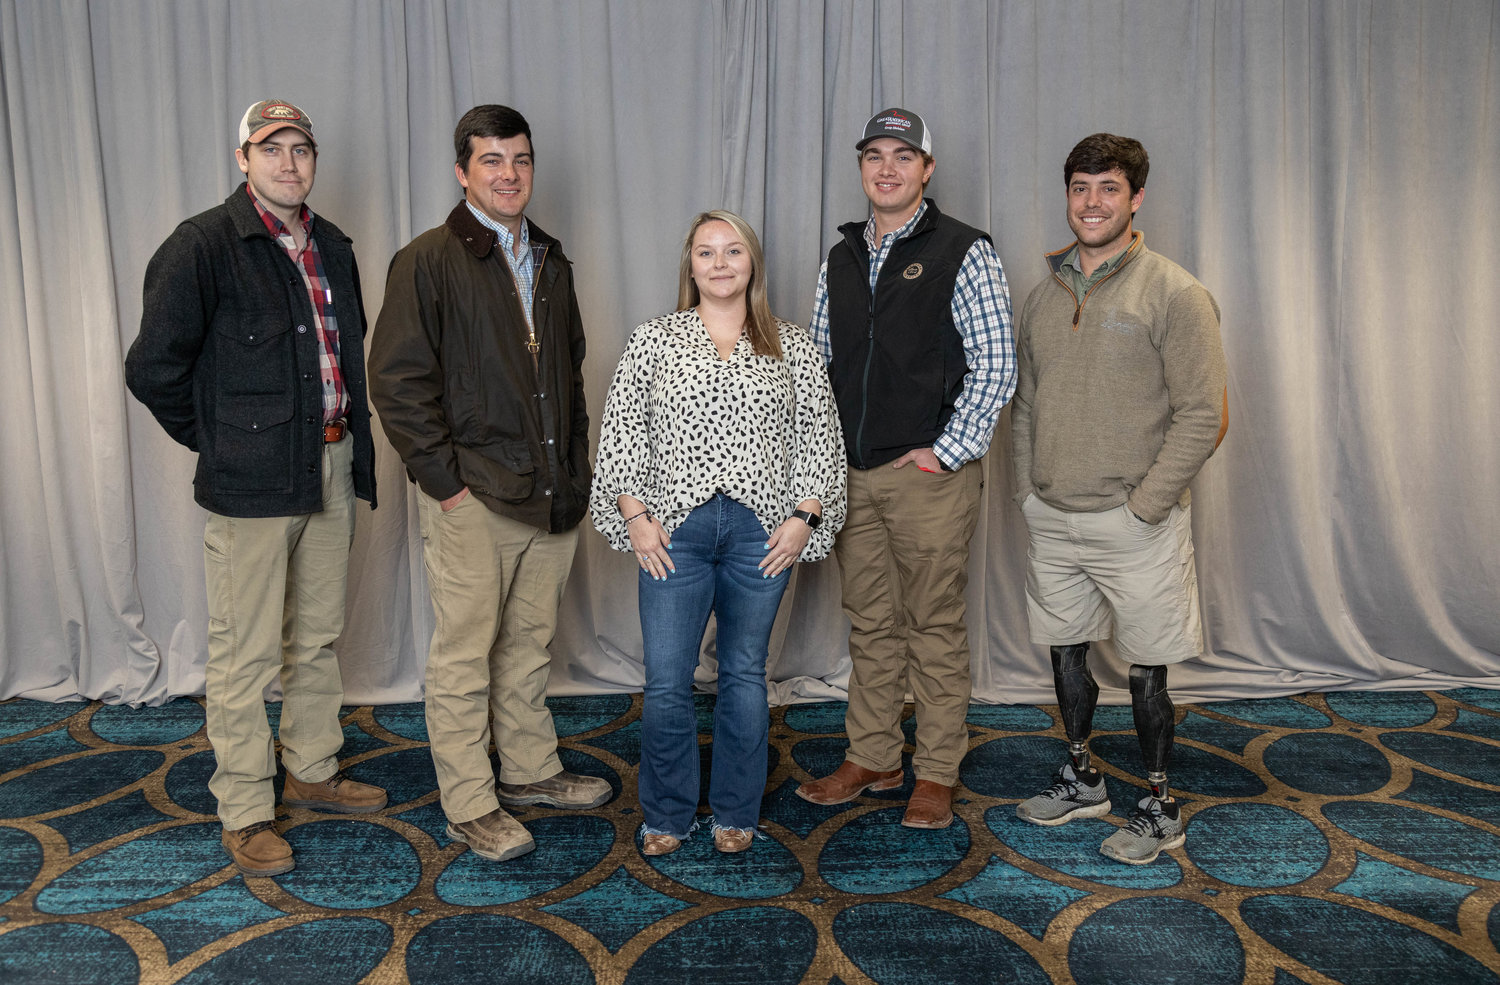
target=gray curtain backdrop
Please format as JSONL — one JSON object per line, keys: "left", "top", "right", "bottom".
{"left": 2, "top": 0, "right": 1496, "bottom": 707}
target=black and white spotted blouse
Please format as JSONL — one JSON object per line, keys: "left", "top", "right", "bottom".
{"left": 590, "top": 309, "right": 847, "bottom": 560}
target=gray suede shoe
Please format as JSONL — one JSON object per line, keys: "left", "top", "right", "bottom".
{"left": 497, "top": 770, "right": 612, "bottom": 810}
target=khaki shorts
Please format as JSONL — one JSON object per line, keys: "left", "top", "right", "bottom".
{"left": 1020, "top": 494, "right": 1203, "bottom": 666}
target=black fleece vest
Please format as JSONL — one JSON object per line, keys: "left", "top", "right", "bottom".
{"left": 825, "top": 201, "right": 987, "bottom": 468}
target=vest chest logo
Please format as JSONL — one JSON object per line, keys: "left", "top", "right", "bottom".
{"left": 902, "top": 262, "right": 924, "bottom": 280}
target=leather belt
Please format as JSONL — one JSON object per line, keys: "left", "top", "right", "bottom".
{"left": 323, "top": 420, "right": 346, "bottom": 444}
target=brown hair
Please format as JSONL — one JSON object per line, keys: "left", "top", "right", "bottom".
{"left": 454, "top": 104, "right": 533, "bottom": 170}
{"left": 676, "top": 210, "right": 782, "bottom": 359}
{"left": 1064, "top": 133, "right": 1149, "bottom": 193}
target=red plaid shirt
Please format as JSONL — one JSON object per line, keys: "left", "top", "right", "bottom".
{"left": 247, "top": 186, "right": 348, "bottom": 422}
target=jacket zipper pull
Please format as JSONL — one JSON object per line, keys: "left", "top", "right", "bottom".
{"left": 1073, "top": 305, "right": 1081, "bottom": 327}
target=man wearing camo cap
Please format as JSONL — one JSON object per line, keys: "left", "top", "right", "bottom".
{"left": 127, "top": 99, "right": 385, "bottom": 877}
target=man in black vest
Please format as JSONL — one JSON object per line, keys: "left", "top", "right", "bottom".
{"left": 797, "top": 108, "right": 1016, "bottom": 828}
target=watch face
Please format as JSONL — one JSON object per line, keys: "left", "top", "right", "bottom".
{"left": 796, "top": 510, "right": 821, "bottom": 528}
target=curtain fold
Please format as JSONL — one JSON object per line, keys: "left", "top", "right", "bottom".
{"left": 2, "top": 0, "right": 1495, "bottom": 706}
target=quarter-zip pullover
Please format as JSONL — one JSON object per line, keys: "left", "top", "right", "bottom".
{"left": 1011, "top": 232, "right": 1227, "bottom": 523}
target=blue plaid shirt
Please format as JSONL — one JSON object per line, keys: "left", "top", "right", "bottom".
{"left": 808, "top": 202, "right": 1016, "bottom": 468}
{"left": 465, "top": 203, "right": 543, "bottom": 331}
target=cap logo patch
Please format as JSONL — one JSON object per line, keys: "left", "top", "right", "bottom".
{"left": 259, "top": 103, "right": 303, "bottom": 122}
{"left": 878, "top": 114, "right": 912, "bottom": 131}
{"left": 902, "top": 262, "right": 923, "bottom": 280}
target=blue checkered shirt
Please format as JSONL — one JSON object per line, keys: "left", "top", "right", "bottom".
{"left": 808, "top": 202, "right": 1016, "bottom": 468}
{"left": 465, "top": 203, "right": 543, "bottom": 330}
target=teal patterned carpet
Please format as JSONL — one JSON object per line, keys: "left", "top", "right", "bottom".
{"left": 1, "top": 689, "right": 1498, "bottom": 984}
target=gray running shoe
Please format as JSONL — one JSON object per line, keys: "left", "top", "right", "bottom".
{"left": 1015, "top": 764, "right": 1112, "bottom": 826}
{"left": 1100, "top": 796, "right": 1185, "bottom": 865}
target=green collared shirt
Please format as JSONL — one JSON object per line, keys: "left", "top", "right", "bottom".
{"left": 1057, "top": 242, "right": 1130, "bottom": 299}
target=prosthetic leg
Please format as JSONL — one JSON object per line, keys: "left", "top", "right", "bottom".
{"left": 1015, "top": 643, "right": 1111, "bottom": 825}
{"left": 1128, "top": 663, "right": 1175, "bottom": 801}
{"left": 1053, "top": 643, "right": 1098, "bottom": 774}
{"left": 1100, "top": 663, "right": 1186, "bottom": 864}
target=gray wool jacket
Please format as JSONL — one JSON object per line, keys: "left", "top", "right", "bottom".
{"left": 126, "top": 183, "right": 377, "bottom": 518}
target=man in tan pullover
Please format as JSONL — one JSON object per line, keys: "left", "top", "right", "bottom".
{"left": 1010, "top": 133, "right": 1228, "bottom": 865}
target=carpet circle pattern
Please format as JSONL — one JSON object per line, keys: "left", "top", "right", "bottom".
{"left": 0, "top": 689, "right": 1497, "bottom": 983}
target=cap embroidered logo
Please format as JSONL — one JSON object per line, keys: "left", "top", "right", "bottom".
{"left": 259, "top": 103, "right": 304, "bottom": 122}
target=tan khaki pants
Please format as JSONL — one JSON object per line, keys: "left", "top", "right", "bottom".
{"left": 203, "top": 436, "right": 355, "bottom": 829}
{"left": 416, "top": 489, "right": 576, "bottom": 824}
{"left": 833, "top": 460, "right": 983, "bottom": 786}
{"left": 1021, "top": 496, "right": 1203, "bottom": 665}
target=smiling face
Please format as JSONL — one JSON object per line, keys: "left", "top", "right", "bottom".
{"left": 860, "top": 137, "right": 935, "bottom": 227}
{"left": 688, "top": 219, "right": 753, "bottom": 305}
{"left": 1066, "top": 167, "right": 1144, "bottom": 264}
{"left": 235, "top": 128, "right": 316, "bottom": 226}
{"left": 456, "top": 133, "right": 533, "bottom": 234}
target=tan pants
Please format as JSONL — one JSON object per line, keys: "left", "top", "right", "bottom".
{"left": 833, "top": 460, "right": 983, "bottom": 786}
{"left": 1021, "top": 496, "right": 1203, "bottom": 665}
{"left": 203, "top": 436, "right": 355, "bottom": 829}
{"left": 416, "top": 489, "right": 576, "bottom": 824}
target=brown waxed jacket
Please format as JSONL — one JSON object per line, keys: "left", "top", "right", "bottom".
{"left": 369, "top": 202, "right": 590, "bottom": 533}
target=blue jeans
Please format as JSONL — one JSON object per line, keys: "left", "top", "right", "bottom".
{"left": 638, "top": 494, "right": 789, "bottom": 837}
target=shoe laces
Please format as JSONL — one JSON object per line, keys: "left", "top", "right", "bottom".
{"left": 236, "top": 820, "right": 275, "bottom": 840}
{"left": 325, "top": 770, "right": 350, "bottom": 789}
{"left": 1042, "top": 767, "right": 1091, "bottom": 800}
{"left": 1123, "top": 800, "right": 1170, "bottom": 838}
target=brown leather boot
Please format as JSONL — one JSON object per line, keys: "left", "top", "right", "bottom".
{"left": 222, "top": 820, "right": 294, "bottom": 876}
{"left": 795, "top": 760, "right": 904, "bottom": 805}
{"left": 901, "top": 779, "right": 955, "bottom": 829}
{"left": 497, "top": 770, "right": 612, "bottom": 809}
{"left": 282, "top": 769, "right": 388, "bottom": 814}
{"left": 714, "top": 828, "right": 755, "bottom": 853}
{"left": 642, "top": 833, "right": 681, "bottom": 856}
{"left": 447, "top": 808, "right": 536, "bottom": 861}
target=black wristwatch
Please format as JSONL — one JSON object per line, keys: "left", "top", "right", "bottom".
{"left": 790, "top": 509, "right": 822, "bottom": 529}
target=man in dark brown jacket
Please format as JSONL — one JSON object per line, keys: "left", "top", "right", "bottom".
{"left": 369, "top": 104, "right": 609, "bottom": 864}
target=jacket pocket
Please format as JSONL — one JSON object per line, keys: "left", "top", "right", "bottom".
{"left": 455, "top": 439, "right": 535, "bottom": 503}
{"left": 212, "top": 392, "right": 294, "bottom": 493}
{"left": 214, "top": 309, "right": 294, "bottom": 396}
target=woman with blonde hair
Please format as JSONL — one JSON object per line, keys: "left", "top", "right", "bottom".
{"left": 592, "top": 210, "right": 846, "bottom": 855}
